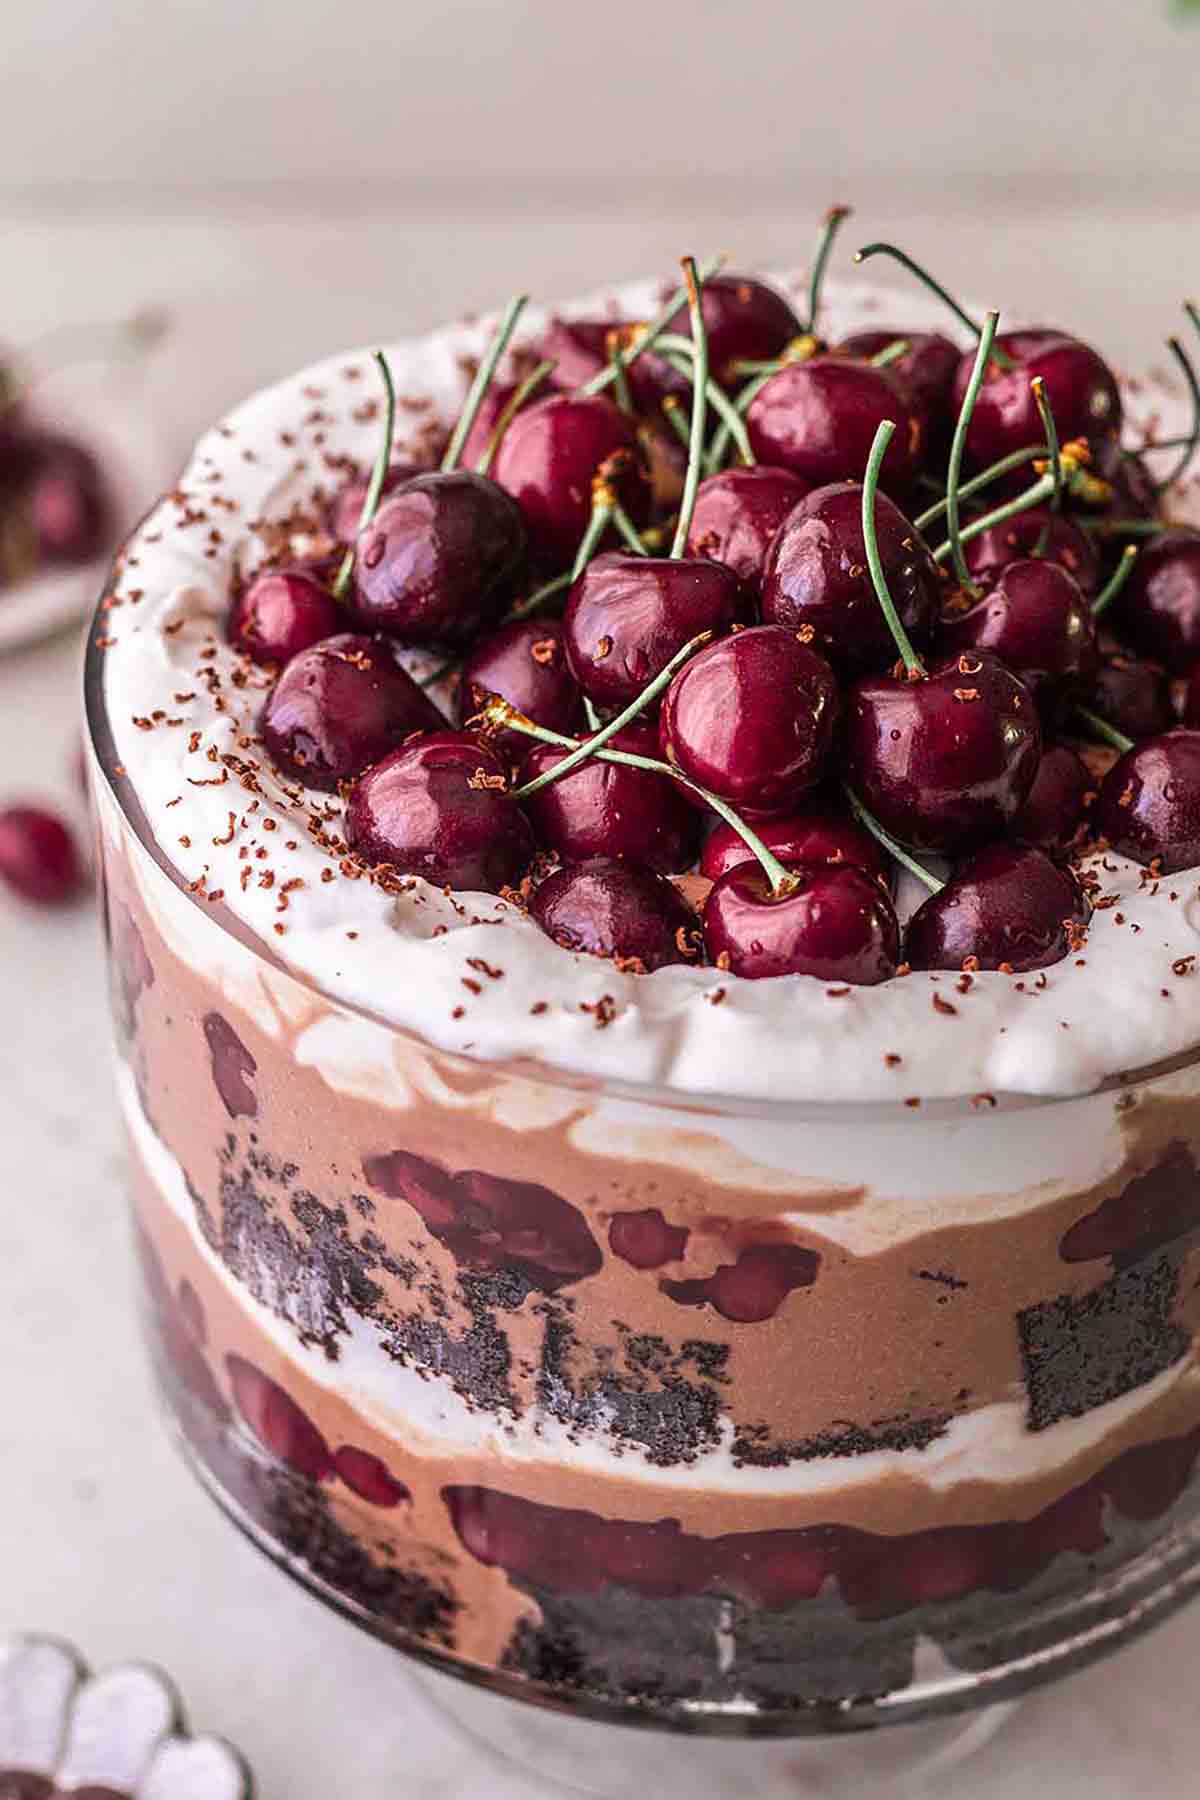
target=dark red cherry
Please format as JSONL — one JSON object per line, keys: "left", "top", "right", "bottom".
{"left": 261, "top": 632, "right": 444, "bottom": 790}
{"left": 226, "top": 1356, "right": 333, "bottom": 1481}
{"left": 661, "top": 1241, "right": 820, "bottom": 1323}
{"left": 703, "top": 862, "right": 900, "bottom": 983}
{"left": 685, "top": 465, "right": 812, "bottom": 587}
{"left": 346, "top": 731, "right": 534, "bottom": 892}
{"left": 1184, "top": 663, "right": 1200, "bottom": 728}
{"left": 353, "top": 470, "right": 526, "bottom": 647}
{"left": 334, "top": 1444, "right": 410, "bottom": 1507}
{"left": 203, "top": 1011, "right": 258, "bottom": 1119}
{"left": 1073, "top": 434, "right": 1159, "bottom": 521}
{"left": 24, "top": 434, "right": 110, "bottom": 563}
{"left": 1094, "top": 730, "right": 1200, "bottom": 872}
{"left": 455, "top": 381, "right": 525, "bottom": 474}
{"left": 950, "top": 329, "right": 1121, "bottom": 472}
{"left": 699, "top": 793, "right": 888, "bottom": 883}
{"left": 561, "top": 550, "right": 747, "bottom": 709}
{"left": 535, "top": 316, "right": 688, "bottom": 418}
{"left": 963, "top": 506, "right": 1101, "bottom": 595}
{"left": 493, "top": 392, "right": 649, "bottom": 565}
{"left": 1012, "top": 744, "right": 1093, "bottom": 848}
{"left": 530, "top": 856, "right": 696, "bottom": 970}
{"left": 608, "top": 1208, "right": 689, "bottom": 1268}
{"left": 328, "top": 463, "right": 420, "bottom": 542}
{"left": 519, "top": 723, "right": 699, "bottom": 873}
{"left": 659, "top": 625, "right": 839, "bottom": 817}
{"left": 761, "top": 481, "right": 940, "bottom": 676}
{"left": 905, "top": 844, "right": 1089, "bottom": 972}
{"left": 1091, "top": 654, "right": 1175, "bottom": 741}
{"left": 227, "top": 568, "right": 339, "bottom": 665}
{"left": 664, "top": 272, "right": 801, "bottom": 384}
{"left": 745, "top": 358, "right": 923, "bottom": 497}
{"left": 836, "top": 328, "right": 960, "bottom": 428}
{"left": 843, "top": 651, "right": 1041, "bottom": 853}
{"left": 0, "top": 804, "right": 84, "bottom": 905}
{"left": 939, "top": 558, "right": 1099, "bottom": 716}
{"left": 457, "top": 617, "right": 583, "bottom": 757}
{"left": 1112, "top": 529, "right": 1200, "bottom": 674}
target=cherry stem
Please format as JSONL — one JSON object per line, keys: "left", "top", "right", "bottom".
{"left": 511, "top": 630, "right": 713, "bottom": 799}
{"left": 419, "top": 656, "right": 458, "bottom": 689}
{"left": 509, "top": 570, "right": 572, "bottom": 620}
{"left": 670, "top": 258, "right": 709, "bottom": 557}
{"left": 1031, "top": 377, "right": 1063, "bottom": 510}
{"left": 945, "top": 309, "right": 1000, "bottom": 597}
{"left": 870, "top": 338, "right": 911, "bottom": 369}
{"left": 441, "top": 293, "right": 529, "bottom": 473}
{"left": 1085, "top": 517, "right": 1167, "bottom": 539}
{"left": 661, "top": 394, "right": 691, "bottom": 451}
{"left": 1074, "top": 705, "right": 1133, "bottom": 755}
{"left": 706, "top": 363, "right": 781, "bottom": 473}
{"left": 853, "top": 245, "right": 1015, "bottom": 371}
{"left": 580, "top": 254, "right": 725, "bottom": 399}
{"left": 605, "top": 328, "right": 635, "bottom": 414}
{"left": 1158, "top": 334, "right": 1200, "bottom": 495}
{"left": 657, "top": 335, "right": 754, "bottom": 466}
{"left": 932, "top": 471, "right": 1056, "bottom": 564}
{"left": 475, "top": 356, "right": 555, "bottom": 477}
{"left": 843, "top": 786, "right": 944, "bottom": 894}
{"left": 571, "top": 482, "right": 617, "bottom": 581}
{"left": 1091, "top": 544, "right": 1140, "bottom": 618}
{"left": 862, "top": 421, "right": 925, "bottom": 677}
{"left": 332, "top": 349, "right": 395, "bottom": 600}
{"left": 611, "top": 499, "right": 649, "bottom": 554}
{"left": 807, "top": 204, "right": 852, "bottom": 336}
{"left": 913, "top": 443, "right": 1046, "bottom": 532}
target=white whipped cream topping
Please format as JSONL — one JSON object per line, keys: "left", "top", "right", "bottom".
{"left": 97, "top": 271, "right": 1200, "bottom": 1105}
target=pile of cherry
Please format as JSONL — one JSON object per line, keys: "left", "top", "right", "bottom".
{"left": 223, "top": 216, "right": 1200, "bottom": 987}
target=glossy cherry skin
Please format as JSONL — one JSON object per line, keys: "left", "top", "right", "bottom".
{"left": 1091, "top": 654, "right": 1175, "bottom": 742}
{"left": 493, "top": 392, "right": 650, "bottom": 566}
{"left": 561, "top": 550, "right": 747, "bottom": 709}
{"left": 519, "top": 723, "right": 699, "bottom": 873}
{"left": 353, "top": 471, "right": 526, "bottom": 648}
{"left": 659, "top": 625, "right": 840, "bottom": 817}
{"left": 530, "top": 856, "right": 696, "bottom": 970}
{"left": 939, "top": 558, "right": 1099, "bottom": 718}
{"left": 950, "top": 329, "right": 1121, "bottom": 472}
{"left": 761, "top": 481, "right": 940, "bottom": 677}
{"left": 329, "top": 463, "right": 421, "bottom": 542}
{"left": 457, "top": 617, "right": 583, "bottom": 757}
{"left": 261, "top": 632, "right": 445, "bottom": 790}
{"left": 1073, "top": 435, "right": 1159, "bottom": 521}
{"left": 1113, "top": 529, "right": 1200, "bottom": 674}
{"left": 700, "top": 792, "right": 889, "bottom": 884}
{"left": 703, "top": 862, "right": 900, "bottom": 983}
{"left": 345, "top": 731, "right": 534, "bottom": 893}
{"left": 664, "top": 272, "right": 801, "bottom": 384}
{"left": 1094, "top": 730, "right": 1200, "bottom": 872}
{"left": 1012, "top": 744, "right": 1093, "bottom": 848}
{"left": 535, "top": 316, "right": 688, "bottom": 418}
{"left": 836, "top": 329, "right": 960, "bottom": 427}
{"left": 843, "top": 651, "right": 1042, "bottom": 853}
{"left": 686, "top": 466, "right": 812, "bottom": 588}
{"left": 745, "top": 358, "right": 923, "bottom": 497}
{"left": 228, "top": 568, "right": 340, "bottom": 665}
{"left": 455, "top": 381, "right": 525, "bottom": 473}
{"left": 905, "top": 844, "right": 1089, "bottom": 972}
{"left": 963, "top": 506, "right": 1101, "bottom": 595}
{"left": 0, "top": 805, "right": 84, "bottom": 905}
{"left": 23, "top": 434, "right": 110, "bottom": 563}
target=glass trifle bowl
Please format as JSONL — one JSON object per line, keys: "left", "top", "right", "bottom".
{"left": 84, "top": 271, "right": 1200, "bottom": 1794}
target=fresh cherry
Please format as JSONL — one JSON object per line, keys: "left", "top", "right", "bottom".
{"left": 261, "top": 632, "right": 444, "bottom": 790}
{"left": 699, "top": 791, "right": 889, "bottom": 884}
{"left": 353, "top": 470, "right": 526, "bottom": 647}
{"left": 761, "top": 480, "right": 940, "bottom": 676}
{"left": 228, "top": 568, "right": 339, "bottom": 666}
{"left": 328, "top": 463, "right": 421, "bottom": 542}
{"left": 1074, "top": 435, "right": 1159, "bottom": 521}
{"left": 905, "top": 843, "right": 1089, "bottom": 972}
{"left": 939, "top": 558, "right": 1099, "bottom": 717}
{"left": 536, "top": 316, "right": 688, "bottom": 418}
{"left": 493, "top": 392, "right": 649, "bottom": 565}
{"left": 1185, "top": 663, "right": 1200, "bottom": 728}
{"left": 1012, "top": 744, "right": 1093, "bottom": 848}
{"left": 345, "top": 730, "right": 534, "bottom": 892}
{"left": 1091, "top": 654, "right": 1175, "bottom": 741}
{"left": 1094, "top": 730, "right": 1200, "bottom": 871}
{"left": 745, "top": 358, "right": 923, "bottom": 496}
{"left": 457, "top": 617, "right": 584, "bottom": 757}
{"left": 561, "top": 549, "right": 746, "bottom": 710}
{"left": 664, "top": 272, "right": 801, "bottom": 384}
{"left": 24, "top": 434, "right": 110, "bottom": 563}
{"left": 659, "top": 625, "right": 840, "bottom": 817}
{"left": 519, "top": 722, "right": 699, "bottom": 872}
{"left": 703, "top": 862, "right": 900, "bottom": 982}
{"left": 0, "top": 804, "right": 84, "bottom": 905}
{"left": 1111, "top": 528, "right": 1200, "bottom": 674}
{"left": 530, "top": 856, "right": 696, "bottom": 970}
{"left": 962, "top": 505, "right": 1101, "bottom": 594}
{"left": 950, "top": 328, "right": 1121, "bottom": 472}
{"left": 685, "top": 465, "right": 811, "bottom": 587}
{"left": 836, "top": 328, "right": 960, "bottom": 435}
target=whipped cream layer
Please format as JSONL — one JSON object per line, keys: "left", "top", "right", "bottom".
{"left": 96, "top": 271, "right": 1200, "bottom": 1106}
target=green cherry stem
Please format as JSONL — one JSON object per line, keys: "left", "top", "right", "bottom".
{"left": 332, "top": 349, "right": 396, "bottom": 600}
{"left": 1084, "top": 517, "right": 1169, "bottom": 539}
{"left": 932, "top": 471, "right": 1057, "bottom": 565}
{"left": 580, "top": 254, "right": 726, "bottom": 399}
{"left": 1074, "top": 706, "right": 1134, "bottom": 755}
{"left": 843, "top": 787, "right": 944, "bottom": 894}
{"left": 475, "top": 356, "right": 555, "bottom": 477}
{"left": 611, "top": 499, "right": 649, "bottom": 555}
{"left": 913, "top": 443, "right": 1047, "bottom": 533}
{"left": 571, "top": 483, "right": 617, "bottom": 581}
{"left": 670, "top": 257, "right": 709, "bottom": 558}
{"left": 1031, "top": 376, "right": 1063, "bottom": 509}
{"left": 1091, "top": 544, "right": 1140, "bottom": 618}
{"left": 441, "top": 293, "right": 529, "bottom": 473}
{"left": 863, "top": 420, "right": 925, "bottom": 677}
{"left": 706, "top": 365, "right": 778, "bottom": 473}
{"left": 870, "top": 338, "right": 911, "bottom": 369}
{"left": 660, "top": 394, "right": 691, "bottom": 450}
{"left": 945, "top": 309, "right": 1000, "bottom": 598}
{"left": 508, "top": 570, "right": 573, "bottom": 621}
{"left": 806, "top": 204, "right": 853, "bottom": 336}
{"left": 657, "top": 335, "right": 755, "bottom": 465}
{"left": 419, "top": 656, "right": 459, "bottom": 689}
{"left": 1157, "top": 334, "right": 1200, "bottom": 495}
{"left": 605, "top": 328, "right": 635, "bottom": 414}
{"left": 853, "top": 244, "right": 1014, "bottom": 369}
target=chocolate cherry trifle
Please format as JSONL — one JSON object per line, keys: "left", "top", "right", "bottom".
{"left": 87, "top": 218, "right": 1200, "bottom": 1734}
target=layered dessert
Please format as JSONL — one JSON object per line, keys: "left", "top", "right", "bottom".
{"left": 88, "top": 225, "right": 1200, "bottom": 1727}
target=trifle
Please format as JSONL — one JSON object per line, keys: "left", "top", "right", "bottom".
{"left": 87, "top": 221, "right": 1200, "bottom": 1744}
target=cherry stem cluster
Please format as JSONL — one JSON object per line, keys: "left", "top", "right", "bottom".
{"left": 580, "top": 254, "right": 725, "bottom": 400}
{"left": 475, "top": 357, "right": 555, "bottom": 477}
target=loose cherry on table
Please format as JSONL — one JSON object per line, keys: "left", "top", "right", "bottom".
{"left": 699, "top": 792, "right": 889, "bottom": 884}
{"left": 492, "top": 392, "right": 650, "bottom": 566}
{"left": 529, "top": 855, "right": 696, "bottom": 970}
{"left": 961, "top": 505, "right": 1101, "bottom": 595}
{"left": 228, "top": 568, "right": 340, "bottom": 666}
{"left": 744, "top": 356, "right": 924, "bottom": 497}
{"left": 0, "top": 804, "right": 85, "bottom": 905}
{"left": 457, "top": 617, "right": 584, "bottom": 756}
{"left": 345, "top": 730, "right": 534, "bottom": 893}
{"left": 1090, "top": 654, "right": 1176, "bottom": 742}
{"left": 518, "top": 721, "right": 700, "bottom": 873}
{"left": 1111, "top": 528, "right": 1200, "bottom": 674}
{"left": 1011, "top": 743, "right": 1093, "bottom": 848}
{"left": 702, "top": 861, "right": 900, "bottom": 982}
{"left": 1094, "top": 729, "right": 1200, "bottom": 872}
{"left": 685, "top": 465, "right": 812, "bottom": 588}
{"left": 904, "top": 843, "right": 1090, "bottom": 972}
{"left": 260, "top": 632, "right": 445, "bottom": 790}
{"left": 938, "top": 557, "right": 1100, "bottom": 719}
{"left": 761, "top": 479, "right": 941, "bottom": 676}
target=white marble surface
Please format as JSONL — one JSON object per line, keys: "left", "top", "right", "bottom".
{"left": 3, "top": 205, "right": 1200, "bottom": 1796}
